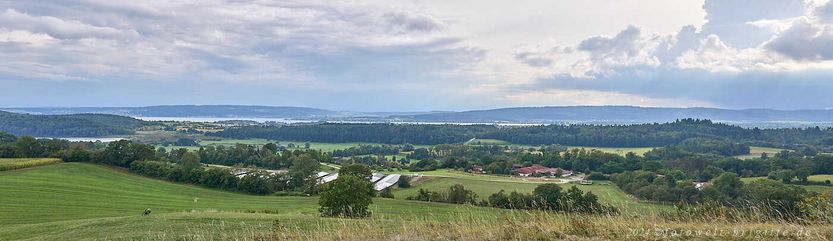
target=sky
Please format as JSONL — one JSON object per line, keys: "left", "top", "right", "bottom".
{"left": 2, "top": 0, "right": 833, "bottom": 111}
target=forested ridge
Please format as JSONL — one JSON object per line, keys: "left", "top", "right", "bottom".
{"left": 210, "top": 119, "right": 833, "bottom": 149}
{"left": 0, "top": 111, "right": 147, "bottom": 137}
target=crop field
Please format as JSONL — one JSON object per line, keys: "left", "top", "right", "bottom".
{"left": 0, "top": 158, "right": 62, "bottom": 171}
{"left": 809, "top": 175, "right": 833, "bottom": 183}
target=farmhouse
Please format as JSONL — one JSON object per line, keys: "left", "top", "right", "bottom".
{"left": 515, "top": 164, "right": 572, "bottom": 177}
{"left": 469, "top": 165, "right": 485, "bottom": 174}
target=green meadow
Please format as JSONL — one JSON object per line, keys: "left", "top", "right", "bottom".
{"left": 0, "top": 163, "right": 514, "bottom": 240}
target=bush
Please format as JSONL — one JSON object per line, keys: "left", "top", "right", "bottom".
{"left": 586, "top": 172, "right": 608, "bottom": 180}
{"left": 379, "top": 188, "right": 394, "bottom": 199}
{"left": 397, "top": 175, "right": 411, "bottom": 188}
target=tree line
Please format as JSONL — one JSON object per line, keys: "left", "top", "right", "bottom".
{"left": 209, "top": 119, "right": 833, "bottom": 152}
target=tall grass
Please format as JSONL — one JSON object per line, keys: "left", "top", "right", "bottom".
{"left": 124, "top": 205, "right": 833, "bottom": 241}
{"left": 0, "top": 158, "right": 62, "bottom": 171}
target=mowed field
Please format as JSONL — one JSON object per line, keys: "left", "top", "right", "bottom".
{"left": 0, "top": 163, "right": 516, "bottom": 240}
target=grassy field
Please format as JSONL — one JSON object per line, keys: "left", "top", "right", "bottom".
{"left": 1, "top": 163, "right": 831, "bottom": 240}
{"left": 809, "top": 175, "right": 833, "bottom": 183}
{"left": 391, "top": 172, "right": 669, "bottom": 214}
{"left": 567, "top": 146, "right": 654, "bottom": 156}
{"left": 199, "top": 139, "right": 430, "bottom": 152}
{"left": 464, "top": 138, "right": 655, "bottom": 156}
{"left": 465, "top": 138, "right": 511, "bottom": 145}
{"left": 0, "top": 163, "right": 516, "bottom": 240}
{"left": 735, "top": 146, "right": 788, "bottom": 159}
{"left": 0, "top": 158, "right": 62, "bottom": 171}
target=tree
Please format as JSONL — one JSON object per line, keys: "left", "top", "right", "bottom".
{"left": 318, "top": 175, "right": 374, "bottom": 218}
{"left": 340, "top": 164, "right": 371, "bottom": 179}
{"left": 533, "top": 183, "right": 563, "bottom": 209}
{"left": 180, "top": 152, "right": 202, "bottom": 170}
{"left": 289, "top": 154, "right": 319, "bottom": 188}
{"left": 707, "top": 172, "right": 744, "bottom": 203}
{"left": 446, "top": 184, "right": 477, "bottom": 204}
{"left": 14, "top": 136, "right": 42, "bottom": 157}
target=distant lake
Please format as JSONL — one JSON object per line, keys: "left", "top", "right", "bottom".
{"left": 39, "top": 137, "right": 127, "bottom": 142}
{"left": 134, "top": 116, "right": 316, "bottom": 123}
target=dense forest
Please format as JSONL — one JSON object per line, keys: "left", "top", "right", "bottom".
{"left": 211, "top": 119, "right": 833, "bottom": 151}
{"left": 0, "top": 111, "right": 147, "bottom": 137}
{"left": 210, "top": 123, "right": 493, "bottom": 145}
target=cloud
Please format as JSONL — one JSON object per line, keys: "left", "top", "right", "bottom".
{"left": 701, "top": 0, "right": 806, "bottom": 48}
{"left": 500, "top": 89, "right": 714, "bottom": 108}
{"left": 0, "top": 9, "right": 135, "bottom": 39}
{"left": 766, "top": 18, "right": 833, "bottom": 61}
{"left": 0, "top": 29, "right": 56, "bottom": 46}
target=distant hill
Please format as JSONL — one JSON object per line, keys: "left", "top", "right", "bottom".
{"left": 6, "top": 105, "right": 833, "bottom": 127}
{"left": 2, "top": 105, "right": 342, "bottom": 118}
{"left": 394, "top": 106, "right": 833, "bottom": 124}
{"left": 0, "top": 111, "right": 147, "bottom": 137}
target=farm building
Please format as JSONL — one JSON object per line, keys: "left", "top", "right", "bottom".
{"left": 373, "top": 174, "right": 401, "bottom": 191}
{"left": 469, "top": 165, "right": 485, "bottom": 174}
{"left": 370, "top": 173, "right": 385, "bottom": 183}
{"left": 515, "top": 164, "right": 572, "bottom": 177}
{"left": 319, "top": 173, "right": 339, "bottom": 184}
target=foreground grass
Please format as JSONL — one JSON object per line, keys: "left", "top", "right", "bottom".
{"left": 0, "top": 158, "right": 62, "bottom": 171}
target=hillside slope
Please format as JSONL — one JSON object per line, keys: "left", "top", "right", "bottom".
{"left": 0, "top": 163, "right": 504, "bottom": 240}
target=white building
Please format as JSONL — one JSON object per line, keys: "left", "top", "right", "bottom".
{"left": 373, "top": 174, "right": 400, "bottom": 191}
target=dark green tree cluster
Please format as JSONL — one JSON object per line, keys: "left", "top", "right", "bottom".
{"left": 331, "top": 144, "right": 401, "bottom": 157}
{"left": 196, "top": 144, "right": 331, "bottom": 169}
{"left": 211, "top": 119, "right": 833, "bottom": 152}
{"left": 484, "top": 184, "right": 615, "bottom": 213}
{"left": 406, "top": 184, "right": 478, "bottom": 204}
{"left": 0, "top": 111, "right": 147, "bottom": 137}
